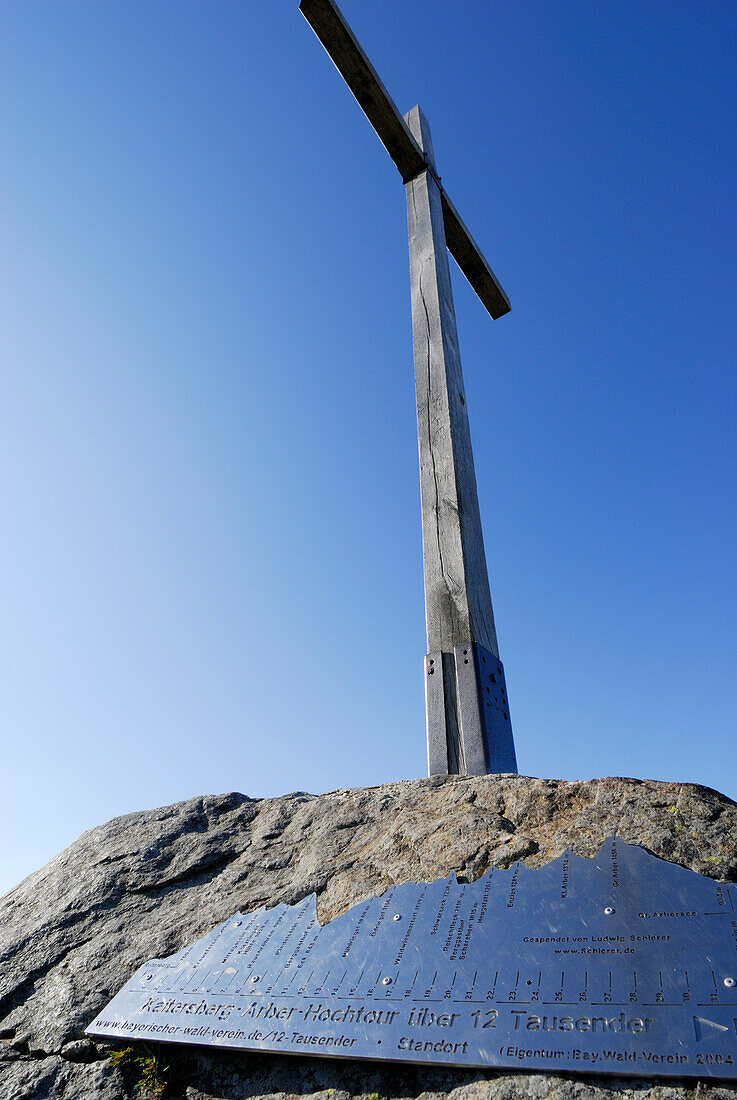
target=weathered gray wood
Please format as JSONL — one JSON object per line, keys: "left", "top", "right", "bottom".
{"left": 405, "top": 105, "right": 499, "bottom": 659}
{"left": 442, "top": 192, "right": 510, "bottom": 320}
{"left": 299, "top": 0, "right": 425, "bottom": 182}
{"left": 299, "top": 0, "right": 518, "bottom": 776}
{"left": 405, "top": 107, "right": 517, "bottom": 776}
{"left": 299, "top": 0, "right": 510, "bottom": 320}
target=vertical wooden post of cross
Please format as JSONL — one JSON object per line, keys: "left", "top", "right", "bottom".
{"left": 405, "top": 107, "right": 517, "bottom": 777}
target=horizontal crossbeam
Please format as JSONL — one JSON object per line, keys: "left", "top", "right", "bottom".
{"left": 299, "top": 0, "right": 510, "bottom": 320}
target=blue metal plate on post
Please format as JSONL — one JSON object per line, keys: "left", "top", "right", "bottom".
{"left": 87, "top": 838, "right": 737, "bottom": 1079}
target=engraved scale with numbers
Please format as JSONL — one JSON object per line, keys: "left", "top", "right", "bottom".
{"left": 87, "top": 839, "right": 737, "bottom": 1078}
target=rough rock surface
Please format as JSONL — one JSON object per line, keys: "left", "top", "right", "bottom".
{"left": 1, "top": 773, "right": 737, "bottom": 1099}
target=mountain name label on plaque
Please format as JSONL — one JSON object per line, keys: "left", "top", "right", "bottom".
{"left": 87, "top": 838, "right": 737, "bottom": 1079}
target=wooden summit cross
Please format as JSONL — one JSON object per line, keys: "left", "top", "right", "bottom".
{"left": 300, "top": 0, "right": 518, "bottom": 778}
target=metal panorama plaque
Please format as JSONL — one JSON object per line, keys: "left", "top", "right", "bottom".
{"left": 87, "top": 838, "right": 737, "bottom": 1079}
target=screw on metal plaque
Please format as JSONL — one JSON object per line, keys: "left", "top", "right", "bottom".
{"left": 87, "top": 838, "right": 737, "bottom": 1079}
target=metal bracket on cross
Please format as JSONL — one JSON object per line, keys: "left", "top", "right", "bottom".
{"left": 426, "top": 644, "right": 517, "bottom": 777}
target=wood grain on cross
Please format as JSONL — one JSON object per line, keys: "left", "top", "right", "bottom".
{"left": 300, "top": 0, "right": 518, "bottom": 778}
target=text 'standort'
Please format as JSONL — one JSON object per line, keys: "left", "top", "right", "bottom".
{"left": 87, "top": 839, "right": 737, "bottom": 1079}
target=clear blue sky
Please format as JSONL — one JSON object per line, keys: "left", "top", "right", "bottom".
{"left": 2, "top": 0, "right": 735, "bottom": 896}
